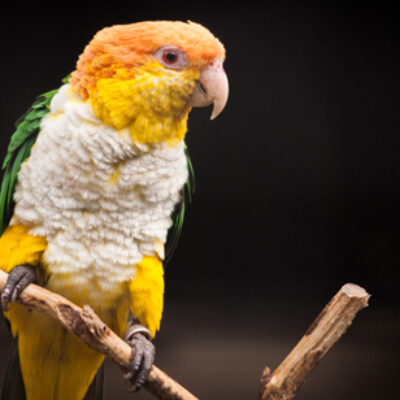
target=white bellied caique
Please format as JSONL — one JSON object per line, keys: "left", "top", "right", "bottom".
{"left": 0, "top": 20, "right": 228, "bottom": 400}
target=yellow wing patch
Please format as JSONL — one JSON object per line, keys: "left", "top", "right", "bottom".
{"left": 129, "top": 255, "right": 164, "bottom": 337}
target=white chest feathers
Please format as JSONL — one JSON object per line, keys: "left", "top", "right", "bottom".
{"left": 13, "top": 84, "right": 188, "bottom": 299}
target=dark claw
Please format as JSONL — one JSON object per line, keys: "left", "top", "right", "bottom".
{"left": 125, "top": 333, "right": 155, "bottom": 391}
{"left": 1, "top": 264, "right": 36, "bottom": 311}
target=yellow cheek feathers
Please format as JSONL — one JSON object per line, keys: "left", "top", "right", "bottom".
{"left": 89, "top": 63, "right": 198, "bottom": 145}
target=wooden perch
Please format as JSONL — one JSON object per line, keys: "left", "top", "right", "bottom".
{"left": 0, "top": 270, "right": 198, "bottom": 400}
{"left": 258, "top": 283, "right": 370, "bottom": 400}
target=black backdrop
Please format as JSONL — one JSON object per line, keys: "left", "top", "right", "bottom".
{"left": 0, "top": 2, "right": 398, "bottom": 399}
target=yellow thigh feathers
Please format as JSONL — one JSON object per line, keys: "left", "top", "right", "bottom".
{"left": 130, "top": 255, "right": 165, "bottom": 337}
{"left": 0, "top": 223, "right": 165, "bottom": 400}
{"left": 0, "top": 224, "right": 47, "bottom": 277}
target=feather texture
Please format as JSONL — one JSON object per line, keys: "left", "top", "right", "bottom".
{"left": 0, "top": 89, "right": 57, "bottom": 234}
{"left": 165, "top": 144, "right": 195, "bottom": 263}
{"left": 0, "top": 82, "right": 193, "bottom": 259}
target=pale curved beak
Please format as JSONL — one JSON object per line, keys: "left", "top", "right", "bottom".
{"left": 188, "top": 60, "right": 229, "bottom": 120}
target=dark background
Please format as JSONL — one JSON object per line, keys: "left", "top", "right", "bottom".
{"left": 0, "top": 2, "right": 399, "bottom": 399}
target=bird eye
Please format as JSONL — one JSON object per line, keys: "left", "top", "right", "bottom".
{"left": 162, "top": 50, "right": 178, "bottom": 65}
{"left": 154, "top": 46, "right": 187, "bottom": 70}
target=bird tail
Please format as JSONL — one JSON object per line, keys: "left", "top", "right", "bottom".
{"left": 83, "top": 364, "right": 105, "bottom": 400}
{"left": 0, "top": 337, "right": 105, "bottom": 400}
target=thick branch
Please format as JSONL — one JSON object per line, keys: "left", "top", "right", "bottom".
{"left": 0, "top": 270, "right": 198, "bottom": 400}
{"left": 259, "top": 283, "right": 370, "bottom": 400}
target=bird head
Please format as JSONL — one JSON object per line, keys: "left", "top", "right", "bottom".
{"left": 70, "top": 21, "right": 228, "bottom": 145}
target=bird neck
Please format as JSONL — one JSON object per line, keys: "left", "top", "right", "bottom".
{"left": 83, "top": 64, "right": 198, "bottom": 146}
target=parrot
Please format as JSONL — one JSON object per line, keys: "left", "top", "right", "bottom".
{"left": 0, "top": 20, "right": 228, "bottom": 400}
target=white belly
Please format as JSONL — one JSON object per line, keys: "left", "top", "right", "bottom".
{"left": 13, "top": 84, "right": 187, "bottom": 303}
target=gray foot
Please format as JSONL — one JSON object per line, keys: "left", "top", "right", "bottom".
{"left": 1, "top": 264, "right": 36, "bottom": 311}
{"left": 124, "top": 332, "right": 155, "bottom": 391}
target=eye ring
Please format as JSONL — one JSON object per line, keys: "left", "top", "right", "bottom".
{"left": 154, "top": 46, "right": 187, "bottom": 70}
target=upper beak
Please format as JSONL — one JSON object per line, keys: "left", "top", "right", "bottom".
{"left": 188, "top": 60, "right": 229, "bottom": 120}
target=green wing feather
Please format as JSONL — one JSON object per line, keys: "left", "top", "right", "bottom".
{"left": 165, "top": 144, "right": 195, "bottom": 263}
{"left": 0, "top": 89, "right": 58, "bottom": 234}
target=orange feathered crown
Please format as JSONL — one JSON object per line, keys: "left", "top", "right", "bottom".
{"left": 70, "top": 20, "right": 226, "bottom": 98}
